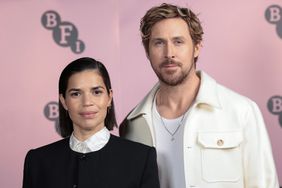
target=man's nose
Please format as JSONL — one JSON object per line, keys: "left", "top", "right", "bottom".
{"left": 165, "top": 43, "right": 175, "bottom": 59}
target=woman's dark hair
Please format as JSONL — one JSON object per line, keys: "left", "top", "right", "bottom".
{"left": 58, "top": 57, "right": 117, "bottom": 137}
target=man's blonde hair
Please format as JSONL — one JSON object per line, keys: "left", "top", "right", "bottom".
{"left": 140, "top": 3, "right": 204, "bottom": 62}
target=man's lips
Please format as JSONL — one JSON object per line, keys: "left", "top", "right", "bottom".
{"left": 162, "top": 63, "right": 178, "bottom": 68}
{"left": 160, "top": 60, "right": 180, "bottom": 68}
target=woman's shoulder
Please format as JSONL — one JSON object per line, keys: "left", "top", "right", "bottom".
{"left": 105, "top": 135, "right": 157, "bottom": 175}
{"left": 108, "top": 134, "right": 155, "bottom": 153}
{"left": 26, "top": 137, "right": 69, "bottom": 157}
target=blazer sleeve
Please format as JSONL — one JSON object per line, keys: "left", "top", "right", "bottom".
{"left": 140, "top": 147, "right": 160, "bottom": 188}
{"left": 22, "top": 150, "right": 33, "bottom": 188}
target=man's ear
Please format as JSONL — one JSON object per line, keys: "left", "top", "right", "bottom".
{"left": 146, "top": 51, "right": 150, "bottom": 60}
{"left": 194, "top": 43, "right": 202, "bottom": 58}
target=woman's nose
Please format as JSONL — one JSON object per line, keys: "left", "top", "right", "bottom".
{"left": 82, "top": 94, "right": 94, "bottom": 106}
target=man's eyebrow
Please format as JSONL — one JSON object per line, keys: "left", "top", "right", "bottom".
{"left": 151, "top": 37, "right": 165, "bottom": 41}
{"left": 151, "top": 36, "right": 186, "bottom": 40}
{"left": 173, "top": 36, "right": 185, "bottom": 39}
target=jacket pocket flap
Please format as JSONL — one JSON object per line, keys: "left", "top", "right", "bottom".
{"left": 198, "top": 131, "right": 243, "bottom": 149}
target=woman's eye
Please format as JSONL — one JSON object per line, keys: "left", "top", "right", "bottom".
{"left": 93, "top": 90, "right": 103, "bottom": 95}
{"left": 70, "top": 92, "right": 80, "bottom": 97}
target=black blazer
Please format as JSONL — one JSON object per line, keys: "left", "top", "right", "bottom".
{"left": 23, "top": 135, "right": 160, "bottom": 188}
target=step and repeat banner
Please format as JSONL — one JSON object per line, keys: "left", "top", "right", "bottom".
{"left": 0, "top": 0, "right": 281, "bottom": 187}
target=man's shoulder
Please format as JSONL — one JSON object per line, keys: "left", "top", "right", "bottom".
{"left": 127, "top": 83, "right": 159, "bottom": 119}
{"left": 216, "top": 83, "right": 255, "bottom": 105}
{"left": 119, "top": 83, "right": 158, "bottom": 139}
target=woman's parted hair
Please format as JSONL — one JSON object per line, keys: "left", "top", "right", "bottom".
{"left": 140, "top": 3, "right": 204, "bottom": 62}
{"left": 58, "top": 57, "right": 117, "bottom": 137}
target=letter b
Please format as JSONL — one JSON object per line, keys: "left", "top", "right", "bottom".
{"left": 41, "top": 11, "right": 61, "bottom": 30}
{"left": 267, "top": 96, "right": 282, "bottom": 115}
{"left": 44, "top": 102, "right": 59, "bottom": 121}
{"left": 265, "top": 5, "right": 282, "bottom": 24}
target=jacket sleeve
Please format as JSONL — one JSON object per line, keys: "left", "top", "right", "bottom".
{"left": 119, "top": 116, "right": 129, "bottom": 137}
{"left": 243, "top": 101, "right": 279, "bottom": 188}
{"left": 22, "top": 150, "right": 33, "bottom": 188}
{"left": 140, "top": 147, "right": 160, "bottom": 188}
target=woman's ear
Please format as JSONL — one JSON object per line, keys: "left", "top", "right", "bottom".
{"left": 108, "top": 89, "right": 113, "bottom": 107}
{"left": 59, "top": 94, "right": 68, "bottom": 110}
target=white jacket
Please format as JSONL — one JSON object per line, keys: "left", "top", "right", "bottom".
{"left": 120, "top": 71, "right": 279, "bottom": 188}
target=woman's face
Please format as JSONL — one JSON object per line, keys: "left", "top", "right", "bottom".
{"left": 60, "top": 70, "right": 112, "bottom": 139}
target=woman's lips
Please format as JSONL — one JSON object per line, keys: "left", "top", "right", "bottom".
{"left": 79, "top": 111, "right": 97, "bottom": 118}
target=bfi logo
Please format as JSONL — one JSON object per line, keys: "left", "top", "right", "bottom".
{"left": 44, "top": 101, "right": 59, "bottom": 129}
{"left": 265, "top": 5, "right": 282, "bottom": 39}
{"left": 41, "top": 10, "right": 85, "bottom": 54}
{"left": 267, "top": 96, "right": 282, "bottom": 127}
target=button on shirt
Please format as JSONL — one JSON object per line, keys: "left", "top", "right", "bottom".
{"left": 69, "top": 127, "right": 110, "bottom": 153}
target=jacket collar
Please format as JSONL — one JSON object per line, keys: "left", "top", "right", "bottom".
{"left": 127, "top": 70, "right": 222, "bottom": 120}
{"left": 195, "top": 71, "right": 222, "bottom": 109}
{"left": 127, "top": 83, "right": 159, "bottom": 120}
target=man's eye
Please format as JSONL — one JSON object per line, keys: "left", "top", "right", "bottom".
{"left": 154, "top": 40, "right": 164, "bottom": 46}
{"left": 175, "top": 40, "right": 184, "bottom": 45}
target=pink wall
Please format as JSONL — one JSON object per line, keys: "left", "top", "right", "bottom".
{"left": 0, "top": 1, "right": 281, "bottom": 187}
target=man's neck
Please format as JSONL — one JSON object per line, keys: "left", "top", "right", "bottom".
{"left": 156, "top": 72, "right": 200, "bottom": 119}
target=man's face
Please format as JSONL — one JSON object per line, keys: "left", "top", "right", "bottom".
{"left": 148, "top": 18, "right": 200, "bottom": 86}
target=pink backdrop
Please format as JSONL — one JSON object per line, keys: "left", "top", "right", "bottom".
{"left": 0, "top": 1, "right": 281, "bottom": 187}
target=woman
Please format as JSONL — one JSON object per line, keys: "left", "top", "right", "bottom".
{"left": 23, "top": 57, "right": 160, "bottom": 188}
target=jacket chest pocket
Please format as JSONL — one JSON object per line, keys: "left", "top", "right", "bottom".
{"left": 198, "top": 131, "right": 243, "bottom": 183}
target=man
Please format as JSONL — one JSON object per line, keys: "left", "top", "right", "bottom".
{"left": 120, "top": 3, "right": 279, "bottom": 188}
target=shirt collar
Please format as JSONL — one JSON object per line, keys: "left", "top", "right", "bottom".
{"left": 69, "top": 127, "right": 110, "bottom": 153}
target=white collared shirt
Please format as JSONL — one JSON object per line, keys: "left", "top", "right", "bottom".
{"left": 69, "top": 127, "right": 110, "bottom": 153}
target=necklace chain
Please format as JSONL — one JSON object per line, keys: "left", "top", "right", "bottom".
{"left": 160, "top": 113, "right": 186, "bottom": 141}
